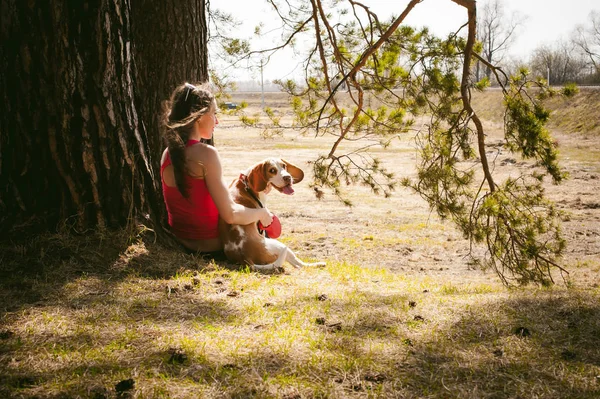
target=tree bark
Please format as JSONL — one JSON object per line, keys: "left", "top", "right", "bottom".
{"left": 0, "top": 0, "right": 208, "bottom": 236}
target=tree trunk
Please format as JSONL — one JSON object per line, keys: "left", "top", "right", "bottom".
{"left": 0, "top": 0, "right": 208, "bottom": 236}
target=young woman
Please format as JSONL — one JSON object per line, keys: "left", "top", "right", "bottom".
{"left": 161, "top": 82, "right": 272, "bottom": 255}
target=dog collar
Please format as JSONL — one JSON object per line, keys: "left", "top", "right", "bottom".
{"left": 239, "top": 173, "right": 264, "bottom": 209}
{"left": 239, "top": 173, "right": 269, "bottom": 236}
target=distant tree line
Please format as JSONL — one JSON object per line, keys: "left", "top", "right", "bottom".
{"left": 476, "top": 2, "right": 599, "bottom": 86}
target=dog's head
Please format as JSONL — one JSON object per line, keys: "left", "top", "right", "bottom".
{"left": 246, "top": 158, "right": 304, "bottom": 195}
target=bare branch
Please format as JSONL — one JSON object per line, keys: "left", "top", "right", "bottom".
{"left": 453, "top": 0, "right": 496, "bottom": 193}
{"left": 317, "top": 0, "right": 423, "bottom": 130}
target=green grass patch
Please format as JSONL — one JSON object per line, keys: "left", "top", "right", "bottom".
{"left": 559, "top": 146, "right": 600, "bottom": 172}
{"left": 1, "top": 230, "right": 599, "bottom": 398}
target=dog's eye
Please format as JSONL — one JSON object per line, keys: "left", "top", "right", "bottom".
{"left": 269, "top": 168, "right": 277, "bottom": 174}
{"left": 282, "top": 164, "right": 287, "bottom": 169}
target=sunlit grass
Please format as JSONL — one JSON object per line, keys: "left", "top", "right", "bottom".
{"left": 2, "top": 89, "right": 600, "bottom": 397}
{"left": 2, "top": 238, "right": 599, "bottom": 398}
{"left": 340, "top": 234, "right": 448, "bottom": 251}
{"left": 559, "top": 146, "right": 600, "bottom": 172}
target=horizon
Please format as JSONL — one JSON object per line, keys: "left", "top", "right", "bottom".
{"left": 212, "top": 0, "right": 598, "bottom": 82}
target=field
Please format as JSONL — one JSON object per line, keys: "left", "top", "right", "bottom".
{"left": 1, "top": 89, "right": 599, "bottom": 398}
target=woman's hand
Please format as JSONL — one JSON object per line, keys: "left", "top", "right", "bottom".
{"left": 198, "top": 146, "right": 275, "bottom": 227}
{"left": 258, "top": 208, "right": 273, "bottom": 227}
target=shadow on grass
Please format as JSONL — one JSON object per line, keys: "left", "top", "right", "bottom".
{"left": 0, "top": 230, "right": 240, "bottom": 316}
{"left": 0, "top": 230, "right": 250, "bottom": 396}
{"left": 311, "top": 290, "right": 600, "bottom": 398}
{"left": 238, "top": 288, "right": 600, "bottom": 398}
{"left": 404, "top": 293, "right": 600, "bottom": 398}
{"left": 1, "top": 231, "right": 599, "bottom": 398}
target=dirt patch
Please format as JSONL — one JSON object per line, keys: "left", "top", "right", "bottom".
{"left": 221, "top": 90, "right": 600, "bottom": 286}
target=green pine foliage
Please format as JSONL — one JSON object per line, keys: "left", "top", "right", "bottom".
{"left": 218, "top": 1, "right": 574, "bottom": 285}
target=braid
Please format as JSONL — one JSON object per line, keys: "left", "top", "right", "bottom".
{"left": 165, "top": 127, "right": 190, "bottom": 197}
{"left": 162, "top": 82, "right": 215, "bottom": 198}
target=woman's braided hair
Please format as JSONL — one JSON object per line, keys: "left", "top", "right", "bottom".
{"left": 163, "top": 82, "right": 215, "bottom": 198}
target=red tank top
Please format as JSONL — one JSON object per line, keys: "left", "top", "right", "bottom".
{"left": 161, "top": 140, "right": 219, "bottom": 240}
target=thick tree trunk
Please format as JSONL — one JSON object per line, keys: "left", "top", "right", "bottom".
{"left": 131, "top": 0, "right": 209, "bottom": 166}
{"left": 0, "top": 0, "right": 208, "bottom": 236}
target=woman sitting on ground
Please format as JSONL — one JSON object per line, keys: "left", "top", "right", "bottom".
{"left": 161, "top": 82, "right": 272, "bottom": 256}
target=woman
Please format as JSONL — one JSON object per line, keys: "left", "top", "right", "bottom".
{"left": 161, "top": 82, "right": 272, "bottom": 255}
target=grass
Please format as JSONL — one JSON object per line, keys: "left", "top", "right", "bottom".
{"left": 471, "top": 88, "right": 600, "bottom": 138}
{"left": 2, "top": 90, "right": 600, "bottom": 398}
{"left": 1, "top": 231, "right": 599, "bottom": 398}
{"left": 559, "top": 146, "right": 600, "bottom": 173}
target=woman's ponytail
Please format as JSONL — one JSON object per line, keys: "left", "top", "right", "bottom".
{"left": 162, "top": 82, "right": 216, "bottom": 198}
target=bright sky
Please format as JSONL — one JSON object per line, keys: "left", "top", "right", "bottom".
{"left": 213, "top": 0, "right": 598, "bottom": 81}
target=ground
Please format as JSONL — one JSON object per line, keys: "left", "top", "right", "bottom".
{"left": 0, "top": 89, "right": 599, "bottom": 398}
{"left": 220, "top": 89, "right": 600, "bottom": 286}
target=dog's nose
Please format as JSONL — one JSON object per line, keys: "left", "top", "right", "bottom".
{"left": 284, "top": 175, "right": 292, "bottom": 184}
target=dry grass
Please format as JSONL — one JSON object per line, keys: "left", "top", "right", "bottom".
{"left": 2, "top": 90, "right": 600, "bottom": 398}
{"left": 1, "top": 233, "right": 599, "bottom": 398}
{"left": 471, "top": 88, "right": 600, "bottom": 137}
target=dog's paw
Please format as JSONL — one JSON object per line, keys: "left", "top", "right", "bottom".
{"left": 310, "top": 262, "right": 327, "bottom": 268}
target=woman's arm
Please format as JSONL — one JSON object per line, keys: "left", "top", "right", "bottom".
{"left": 193, "top": 145, "right": 273, "bottom": 226}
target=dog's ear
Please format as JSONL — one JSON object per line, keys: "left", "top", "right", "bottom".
{"left": 247, "top": 161, "right": 269, "bottom": 193}
{"left": 282, "top": 159, "right": 304, "bottom": 184}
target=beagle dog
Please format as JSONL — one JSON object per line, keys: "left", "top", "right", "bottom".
{"left": 219, "top": 158, "right": 326, "bottom": 272}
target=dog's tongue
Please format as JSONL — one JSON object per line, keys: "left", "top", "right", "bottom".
{"left": 282, "top": 185, "right": 295, "bottom": 195}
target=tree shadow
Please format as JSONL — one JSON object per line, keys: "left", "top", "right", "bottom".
{"left": 250, "top": 288, "right": 600, "bottom": 398}
{"left": 0, "top": 230, "right": 238, "bottom": 320}
{"left": 413, "top": 293, "right": 600, "bottom": 398}
{"left": 313, "top": 290, "right": 600, "bottom": 398}
{"left": 2, "top": 232, "right": 599, "bottom": 398}
{"left": 0, "top": 231, "right": 253, "bottom": 397}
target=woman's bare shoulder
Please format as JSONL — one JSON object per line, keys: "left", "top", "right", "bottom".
{"left": 186, "top": 143, "right": 221, "bottom": 178}
{"left": 187, "top": 142, "right": 219, "bottom": 163}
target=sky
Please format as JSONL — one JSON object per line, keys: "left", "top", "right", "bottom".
{"left": 212, "top": 0, "right": 598, "bottom": 81}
